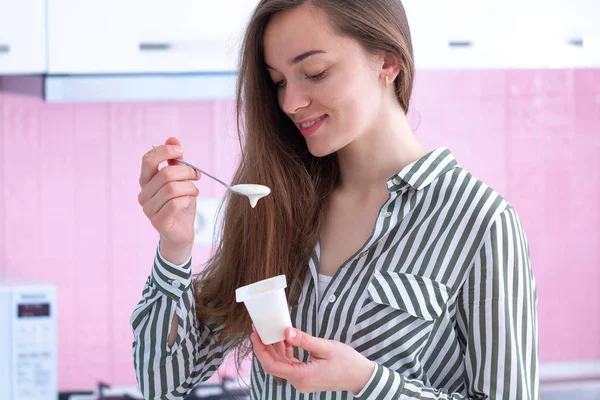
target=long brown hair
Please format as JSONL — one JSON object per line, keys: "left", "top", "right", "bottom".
{"left": 193, "top": 0, "right": 415, "bottom": 364}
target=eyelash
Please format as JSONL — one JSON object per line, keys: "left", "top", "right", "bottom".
{"left": 275, "top": 71, "right": 327, "bottom": 88}
{"left": 307, "top": 71, "right": 327, "bottom": 81}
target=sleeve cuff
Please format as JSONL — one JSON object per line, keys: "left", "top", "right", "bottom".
{"left": 353, "top": 363, "right": 405, "bottom": 399}
{"left": 152, "top": 243, "right": 193, "bottom": 299}
{"left": 157, "top": 243, "right": 192, "bottom": 269}
{"left": 354, "top": 361, "right": 378, "bottom": 397}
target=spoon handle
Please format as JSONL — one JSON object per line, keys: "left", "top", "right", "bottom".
{"left": 151, "top": 146, "right": 232, "bottom": 191}
{"left": 174, "top": 158, "right": 232, "bottom": 190}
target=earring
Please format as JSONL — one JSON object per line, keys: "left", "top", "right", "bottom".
{"left": 384, "top": 76, "right": 390, "bottom": 87}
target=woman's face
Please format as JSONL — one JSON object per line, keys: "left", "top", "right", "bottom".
{"left": 263, "top": 5, "right": 386, "bottom": 157}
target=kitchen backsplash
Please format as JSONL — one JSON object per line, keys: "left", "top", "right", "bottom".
{"left": 0, "top": 69, "right": 599, "bottom": 390}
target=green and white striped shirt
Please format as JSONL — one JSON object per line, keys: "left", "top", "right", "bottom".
{"left": 131, "top": 148, "right": 539, "bottom": 399}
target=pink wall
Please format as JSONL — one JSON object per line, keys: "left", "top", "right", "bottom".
{"left": 0, "top": 69, "right": 599, "bottom": 391}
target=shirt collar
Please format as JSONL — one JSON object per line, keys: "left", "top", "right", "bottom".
{"left": 386, "top": 147, "right": 459, "bottom": 192}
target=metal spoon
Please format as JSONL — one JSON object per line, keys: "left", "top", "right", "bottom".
{"left": 153, "top": 146, "right": 271, "bottom": 207}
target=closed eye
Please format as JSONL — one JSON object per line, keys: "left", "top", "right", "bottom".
{"left": 307, "top": 71, "right": 327, "bottom": 81}
{"left": 273, "top": 70, "right": 327, "bottom": 89}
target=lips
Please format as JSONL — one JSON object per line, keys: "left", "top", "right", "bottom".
{"left": 299, "top": 115, "right": 325, "bottom": 128}
{"left": 296, "top": 115, "right": 328, "bottom": 137}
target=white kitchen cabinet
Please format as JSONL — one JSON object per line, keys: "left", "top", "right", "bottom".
{"left": 498, "top": 0, "right": 600, "bottom": 68}
{"left": 405, "top": 0, "right": 509, "bottom": 69}
{"left": 404, "top": 0, "right": 600, "bottom": 69}
{"left": 47, "top": 0, "right": 259, "bottom": 74}
{"left": 0, "top": 0, "right": 47, "bottom": 74}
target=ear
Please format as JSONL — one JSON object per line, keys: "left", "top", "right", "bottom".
{"left": 380, "top": 51, "right": 401, "bottom": 85}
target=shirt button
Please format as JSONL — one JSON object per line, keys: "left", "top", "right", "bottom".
{"left": 393, "top": 177, "right": 402, "bottom": 185}
{"left": 171, "top": 280, "right": 181, "bottom": 288}
{"left": 359, "top": 251, "right": 369, "bottom": 258}
{"left": 383, "top": 212, "right": 392, "bottom": 218}
{"left": 328, "top": 294, "right": 337, "bottom": 303}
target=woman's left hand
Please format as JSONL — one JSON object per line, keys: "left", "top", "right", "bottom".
{"left": 251, "top": 325, "right": 375, "bottom": 394}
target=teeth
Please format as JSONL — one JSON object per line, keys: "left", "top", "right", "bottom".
{"left": 300, "top": 116, "right": 324, "bottom": 128}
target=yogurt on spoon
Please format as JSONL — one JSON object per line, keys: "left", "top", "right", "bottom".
{"left": 229, "top": 184, "right": 271, "bottom": 208}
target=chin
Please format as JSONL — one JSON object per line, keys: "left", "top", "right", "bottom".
{"left": 305, "top": 141, "right": 338, "bottom": 158}
{"left": 305, "top": 133, "right": 355, "bottom": 158}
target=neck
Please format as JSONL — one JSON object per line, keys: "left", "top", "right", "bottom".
{"left": 336, "top": 102, "right": 428, "bottom": 194}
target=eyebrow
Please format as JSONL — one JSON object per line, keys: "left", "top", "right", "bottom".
{"left": 265, "top": 49, "right": 327, "bottom": 70}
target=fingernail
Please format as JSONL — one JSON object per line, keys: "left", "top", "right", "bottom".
{"left": 288, "top": 328, "right": 297, "bottom": 339}
{"left": 173, "top": 145, "right": 183, "bottom": 153}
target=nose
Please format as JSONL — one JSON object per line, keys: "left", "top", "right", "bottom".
{"left": 279, "top": 82, "right": 310, "bottom": 116}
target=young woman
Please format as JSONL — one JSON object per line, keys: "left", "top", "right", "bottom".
{"left": 132, "top": 1, "right": 539, "bottom": 399}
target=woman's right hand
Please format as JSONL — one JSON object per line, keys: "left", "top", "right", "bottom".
{"left": 138, "top": 137, "right": 201, "bottom": 265}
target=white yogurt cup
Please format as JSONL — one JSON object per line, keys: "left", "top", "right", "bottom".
{"left": 235, "top": 275, "right": 292, "bottom": 345}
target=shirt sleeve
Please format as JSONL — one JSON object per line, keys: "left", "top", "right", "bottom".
{"left": 354, "top": 208, "right": 539, "bottom": 399}
{"left": 130, "top": 244, "right": 236, "bottom": 400}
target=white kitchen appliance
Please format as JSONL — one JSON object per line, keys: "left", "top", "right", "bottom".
{"left": 0, "top": 278, "right": 58, "bottom": 400}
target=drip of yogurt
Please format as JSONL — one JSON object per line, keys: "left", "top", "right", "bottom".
{"left": 230, "top": 184, "right": 271, "bottom": 208}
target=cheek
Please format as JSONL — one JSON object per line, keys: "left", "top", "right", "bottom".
{"left": 331, "top": 86, "right": 377, "bottom": 136}
{"left": 324, "top": 75, "right": 367, "bottom": 115}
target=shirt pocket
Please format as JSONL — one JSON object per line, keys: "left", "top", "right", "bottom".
{"left": 350, "top": 270, "right": 452, "bottom": 366}
{"left": 366, "top": 270, "right": 451, "bottom": 321}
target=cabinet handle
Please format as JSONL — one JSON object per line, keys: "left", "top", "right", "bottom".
{"left": 448, "top": 41, "right": 473, "bottom": 48}
{"left": 0, "top": 44, "right": 10, "bottom": 54}
{"left": 566, "top": 38, "right": 584, "bottom": 47}
{"left": 139, "top": 42, "right": 172, "bottom": 51}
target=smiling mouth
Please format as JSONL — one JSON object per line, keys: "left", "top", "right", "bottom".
{"left": 298, "top": 115, "right": 326, "bottom": 129}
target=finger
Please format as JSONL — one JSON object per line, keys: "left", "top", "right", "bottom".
{"left": 273, "top": 341, "right": 300, "bottom": 364}
{"left": 138, "top": 165, "right": 200, "bottom": 205}
{"left": 274, "top": 341, "right": 299, "bottom": 364}
{"left": 271, "top": 342, "right": 285, "bottom": 358}
{"left": 251, "top": 332, "right": 277, "bottom": 368}
{"left": 274, "top": 341, "right": 287, "bottom": 360}
{"left": 272, "top": 337, "right": 299, "bottom": 363}
{"left": 143, "top": 181, "right": 199, "bottom": 217}
{"left": 252, "top": 325, "right": 284, "bottom": 360}
{"left": 251, "top": 332, "right": 298, "bottom": 379}
{"left": 164, "top": 137, "right": 184, "bottom": 167}
{"left": 149, "top": 196, "right": 194, "bottom": 232}
{"left": 139, "top": 141, "right": 183, "bottom": 187}
{"left": 285, "top": 342, "right": 301, "bottom": 363}
{"left": 285, "top": 328, "right": 330, "bottom": 359}
{"left": 251, "top": 327, "right": 288, "bottom": 363}
{"left": 266, "top": 344, "right": 284, "bottom": 363}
